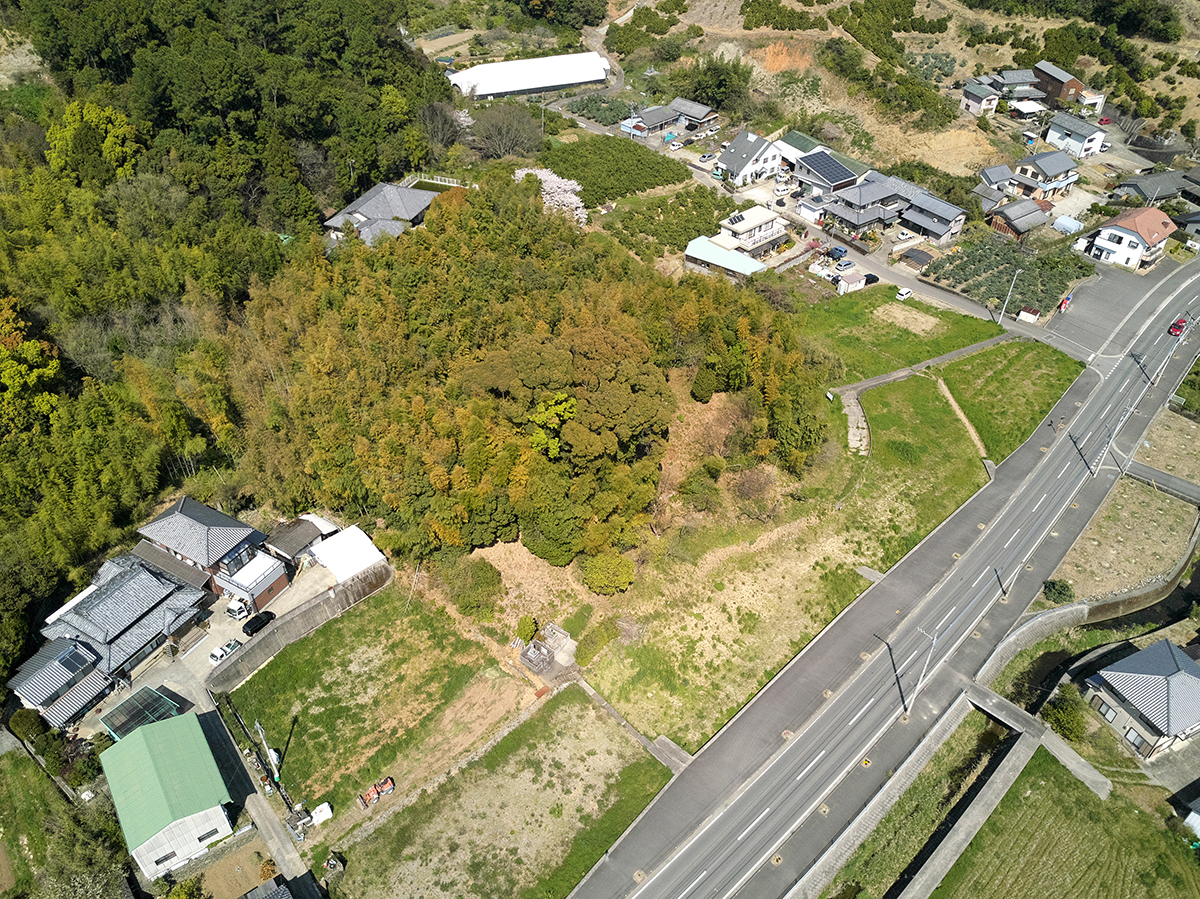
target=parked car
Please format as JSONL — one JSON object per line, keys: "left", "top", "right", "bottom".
{"left": 775, "top": 172, "right": 789, "bottom": 183}
{"left": 828, "top": 246, "right": 848, "bottom": 260}
{"left": 821, "top": 270, "right": 836, "bottom": 281}
{"left": 835, "top": 259, "right": 855, "bottom": 272}
{"left": 699, "top": 152, "right": 717, "bottom": 163}
{"left": 773, "top": 184, "right": 790, "bottom": 196}
{"left": 704, "top": 127, "right": 721, "bottom": 137}
{"left": 1099, "top": 116, "right": 1112, "bottom": 125}
{"left": 669, "top": 141, "right": 683, "bottom": 151}
{"left": 895, "top": 287, "right": 913, "bottom": 301}
{"left": 209, "top": 638, "right": 243, "bottom": 666}
{"left": 242, "top": 611, "right": 276, "bottom": 637}
{"left": 1169, "top": 317, "right": 1188, "bottom": 336}
{"left": 1100, "top": 142, "right": 1112, "bottom": 152}
{"left": 683, "top": 138, "right": 695, "bottom": 146}
{"left": 790, "top": 189, "right": 803, "bottom": 199}
{"left": 775, "top": 198, "right": 786, "bottom": 207}
{"left": 864, "top": 273, "right": 880, "bottom": 285}
{"left": 711, "top": 168, "right": 724, "bottom": 180}
{"left": 721, "top": 140, "right": 731, "bottom": 149}
{"left": 896, "top": 229, "right": 915, "bottom": 241}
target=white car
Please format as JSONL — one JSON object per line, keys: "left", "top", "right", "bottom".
{"left": 897, "top": 229, "right": 915, "bottom": 241}
{"left": 895, "top": 288, "right": 913, "bottom": 301}
{"left": 721, "top": 140, "right": 731, "bottom": 149}
{"left": 669, "top": 141, "right": 684, "bottom": 151}
{"left": 208, "top": 638, "right": 243, "bottom": 666}
{"left": 773, "top": 184, "right": 790, "bottom": 196}
{"left": 705, "top": 127, "right": 720, "bottom": 137}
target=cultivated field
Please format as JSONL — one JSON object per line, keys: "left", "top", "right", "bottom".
{"left": 939, "top": 340, "right": 1085, "bottom": 462}
{"left": 229, "top": 588, "right": 536, "bottom": 830}
{"left": 934, "top": 747, "right": 1200, "bottom": 899}
{"left": 337, "top": 686, "right": 670, "bottom": 899}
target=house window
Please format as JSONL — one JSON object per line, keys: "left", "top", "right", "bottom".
{"left": 1093, "top": 698, "right": 1117, "bottom": 722}
{"left": 197, "top": 828, "right": 220, "bottom": 842}
{"left": 1108, "top": 234, "right": 1123, "bottom": 245}
{"left": 154, "top": 852, "right": 177, "bottom": 866}
{"left": 1128, "top": 241, "right": 1139, "bottom": 250}
{"left": 1125, "top": 728, "right": 1147, "bottom": 751}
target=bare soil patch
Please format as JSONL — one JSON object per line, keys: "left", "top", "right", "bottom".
{"left": 474, "top": 540, "right": 594, "bottom": 623}
{"left": 1051, "top": 477, "right": 1197, "bottom": 600}
{"left": 192, "top": 836, "right": 274, "bottom": 899}
{"left": 937, "top": 377, "right": 987, "bottom": 457}
{"left": 1136, "top": 409, "right": 1200, "bottom": 484}
{"left": 873, "top": 302, "right": 944, "bottom": 337}
{"left": 0, "top": 31, "right": 42, "bottom": 87}
{"left": 659, "top": 369, "right": 743, "bottom": 494}
{"left": 0, "top": 842, "right": 14, "bottom": 894}
{"left": 415, "top": 29, "right": 480, "bottom": 54}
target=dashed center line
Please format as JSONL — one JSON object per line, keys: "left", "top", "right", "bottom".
{"left": 1004, "top": 529, "right": 1020, "bottom": 549}
{"left": 737, "top": 808, "right": 771, "bottom": 841}
{"left": 795, "top": 750, "right": 826, "bottom": 782}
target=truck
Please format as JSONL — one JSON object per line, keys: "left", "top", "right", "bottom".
{"left": 225, "top": 598, "right": 253, "bottom": 620}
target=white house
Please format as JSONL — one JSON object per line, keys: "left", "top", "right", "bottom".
{"left": 715, "top": 131, "right": 781, "bottom": 186}
{"left": 1044, "top": 112, "right": 1105, "bottom": 158}
{"left": 712, "top": 205, "right": 788, "bottom": 258}
{"left": 960, "top": 81, "right": 1000, "bottom": 117}
{"left": 102, "top": 714, "right": 233, "bottom": 880}
{"left": 1083, "top": 206, "right": 1174, "bottom": 269}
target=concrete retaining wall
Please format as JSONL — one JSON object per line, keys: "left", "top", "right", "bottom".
{"left": 209, "top": 562, "right": 394, "bottom": 693}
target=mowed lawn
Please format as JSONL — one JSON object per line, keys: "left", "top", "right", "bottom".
{"left": 340, "top": 687, "right": 671, "bottom": 899}
{"left": 230, "top": 588, "right": 491, "bottom": 813}
{"left": 0, "top": 750, "right": 71, "bottom": 897}
{"left": 940, "top": 340, "right": 1084, "bottom": 461}
{"left": 933, "top": 747, "right": 1200, "bottom": 899}
{"left": 798, "top": 287, "right": 1003, "bottom": 385}
{"left": 857, "top": 375, "right": 989, "bottom": 568}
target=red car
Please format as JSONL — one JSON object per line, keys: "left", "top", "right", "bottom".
{"left": 1098, "top": 116, "right": 1112, "bottom": 125}
{"left": 1169, "top": 318, "right": 1187, "bottom": 336}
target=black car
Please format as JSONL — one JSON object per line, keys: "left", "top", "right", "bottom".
{"left": 775, "top": 198, "right": 786, "bottom": 207}
{"left": 790, "top": 189, "right": 803, "bottom": 199}
{"left": 864, "top": 273, "right": 880, "bottom": 285}
{"left": 242, "top": 611, "right": 275, "bottom": 637}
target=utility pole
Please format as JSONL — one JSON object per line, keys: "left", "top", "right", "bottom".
{"left": 916, "top": 626, "right": 938, "bottom": 691}
{"left": 255, "top": 719, "right": 281, "bottom": 783}
{"left": 997, "top": 267, "right": 1024, "bottom": 323}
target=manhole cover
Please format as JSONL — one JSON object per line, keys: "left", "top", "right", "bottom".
{"left": 823, "top": 689, "right": 832, "bottom": 698}
{"left": 1075, "top": 402, "right": 1081, "bottom": 406}
{"left": 1025, "top": 564, "right": 1034, "bottom": 570}
{"left": 900, "top": 714, "right": 910, "bottom": 723}
{"left": 860, "top": 651, "right": 870, "bottom": 661}
{"left": 1040, "top": 446, "right": 1047, "bottom": 452}
{"left": 978, "top": 523, "right": 986, "bottom": 530}
{"left": 772, "top": 855, "right": 783, "bottom": 866}
{"left": 1072, "top": 503, "right": 1078, "bottom": 508}
{"left": 819, "top": 804, "right": 830, "bottom": 816}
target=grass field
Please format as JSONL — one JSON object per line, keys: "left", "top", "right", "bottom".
{"left": 0, "top": 750, "right": 71, "bottom": 898}
{"left": 587, "top": 375, "right": 987, "bottom": 752}
{"left": 821, "top": 711, "right": 1004, "bottom": 899}
{"left": 940, "top": 340, "right": 1084, "bottom": 461}
{"left": 856, "top": 375, "right": 990, "bottom": 567}
{"left": 230, "top": 588, "right": 496, "bottom": 815}
{"left": 338, "top": 687, "right": 671, "bottom": 899}
{"left": 932, "top": 747, "right": 1200, "bottom": 899}
{"left": 796, "top": 287, "right": 1003, "bottom": 386}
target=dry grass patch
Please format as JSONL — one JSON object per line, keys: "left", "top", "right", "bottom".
{"left": 1050, "top": 477, "right": 1196, "bottom": 601}
{"left": 872, "top": 302, "right": 945, "bottom": 337}
{"left": 1137, "top": 409, "right": 1200, "bottom": 484}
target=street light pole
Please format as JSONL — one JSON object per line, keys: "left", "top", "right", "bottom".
{"left": 997, "top": 267, "right": 1024, "bottom": 323}
{"left": 916, "top": 626, "right": 938, "bottom": 692}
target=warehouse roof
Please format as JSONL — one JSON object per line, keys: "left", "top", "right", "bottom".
{"left": 102, "top": 714, "right": 231, "bottom": 850}
{"left": 448, "top": 52, "right": 610, "bottom": 97}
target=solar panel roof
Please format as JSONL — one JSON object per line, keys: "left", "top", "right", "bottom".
{"left": 802, "top": 151, "right": 856, "bottom": 187}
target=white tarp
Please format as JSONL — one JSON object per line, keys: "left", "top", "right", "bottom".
{"left": 309, "top": 526, "right": 386, "bottom": 582}
{"left": 1053, "top": 215, "right": 1084, "bottom": 234}
{"left": 448, "top": 52, "right": 610, "bottom": 98}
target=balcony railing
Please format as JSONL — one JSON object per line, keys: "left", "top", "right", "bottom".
{"left": 731, "top": 225, "right": 787, "bottom": 251}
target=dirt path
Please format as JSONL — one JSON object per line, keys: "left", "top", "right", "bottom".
{"left": 937, "top": 377, "right": 988, "bottom": 457}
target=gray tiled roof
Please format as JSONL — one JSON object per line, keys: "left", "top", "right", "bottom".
{"left": 43, "top": 668, "right": 112, "bottom": 728}
{"left": 998, "top": 69, "right": 1037, "bottom": 84}
{"left": 972, "top": 183, "right": 1006, "bottom": 212}
{"left": 1098, "top": 639, "right": 1200, "bottom": 737}
{"left": 717, "top": 130, "right": 770, "bottom": 173}
{"left": 1049, "top": 111, "right": 1104, "bottom": 139}
{"left": 963, "top": 81, "right": 998, "bottom": 101}
{"left": 991, "top": 198, "right": 1052, "bottom": 233}
{"left": 907, "top": 192, "right": 964, "bottom": 222}
{"left": 139, "top": 497, "right": 262, "bottom": 568}
{"left": 5, "top": 638, "right": 96, "bottom": 701}
{"left": 980, "top": 164, "right": 1013, "bottom": 188}
{"left": 901, "top": 207, "right": 951, "bottom": 237}
{"left": 265, "top": 519, "right": 322, "bottom": 560}
{"left": 1035, "top": 60, "right": 1078, "bottom": 85}
{"left": 131, "top": 540, "right": 211, "bottom": 590}
{"left": 1120, "top": 170, "right": 1190, "bottom": 200}
{"left": 240, "top": 877, "right": 294, "bottom": 899}
{"left": 323, "top": 183, "right": 441, "bottom": 243}
{"left": 668, "top": 97, "right": 714, "bottom": 122}
{"left": 638, "top": 105, "right": 676, "bottom": 130}
{"left": 823, "top": 201, "right": 899, "bottom": 228}
{"left": 1018, "top": 150, "right": 1076, "bottom": 179}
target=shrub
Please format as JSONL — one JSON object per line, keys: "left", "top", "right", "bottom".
{"left": 581, "top": 552, "right": 636, "bottom": 595}
{"left": 701, "top": 455, "right": 726, "bottom": 479}
{"left": 517, "top": 614, "right": 538, "bottom": 642}
{"left": 445, "top": 555, "right": 504, "bottom": 620}
{"left": 9, "top": 708, "right": 46, "bottom": 742}
{"left": 541, "top": 137, "right": 690, "bottom": 206}
{"left": 885, "top": 439, "right": 921, "bottom": 464}
{"left": 691, "top": 366, "right": 718, "bottom": 403}
{"left": 1042, "top": 579, "right": 1075, "bottom": 604}
{"left": 1042, "top": 684, "right": 1088, "bottom": 742}
{"left": 563, "top": 603, "right": 594, "bottom": 638}
{"left": 575, "top": 616, "right": 620, "bottom": 665}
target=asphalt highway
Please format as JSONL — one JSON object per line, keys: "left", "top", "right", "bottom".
{"left": 604, "top": 285, "right": 1200, "bottom": 899}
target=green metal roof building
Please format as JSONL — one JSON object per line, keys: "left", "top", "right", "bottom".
{"left": 101, "top": 713, "right": 233, "bottom": 879}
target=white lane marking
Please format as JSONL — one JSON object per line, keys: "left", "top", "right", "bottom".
{"left": 899, "top": 648, "right": 921, "bottom": 673}
{"left": 1154, "top": 334, "right": 1163, "bottom": 345}
{"left": 1102, "top": 403, "right": 1111, "bottom": 417}
{"left": 973, "top": 569, "right": 988, "bottom": 587}
{"left": 795, "top": 749, "right": 827, "bottom": 783}
{"left": 1059, "top": 462, "right": 1070, "bottom": 477}
{"left": 1082, "top": 430, "right": 1093, "bottom": 443}
{"left": 1004, "top": 529, "right": 1020, "bottom": 549}
{"left": 635, "top": 812, "right": 722, "bottom": 894}
{"left": 1120, "top": 378, "right": 1129, "bottom": 391}
{"left": 846, "top": 696, "right": 878, "bottom": 729}
{"left": 935, "top": 605, "right": 958, "bottom": 631}
{"left": 737, "top": 808, "right": 770, "bottom": 841}
{"left": 678, "top": 870, "right": 707, "bottom": 899}
{"left": 1032, "top": 493, "right": 1046, "bottom": 512}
